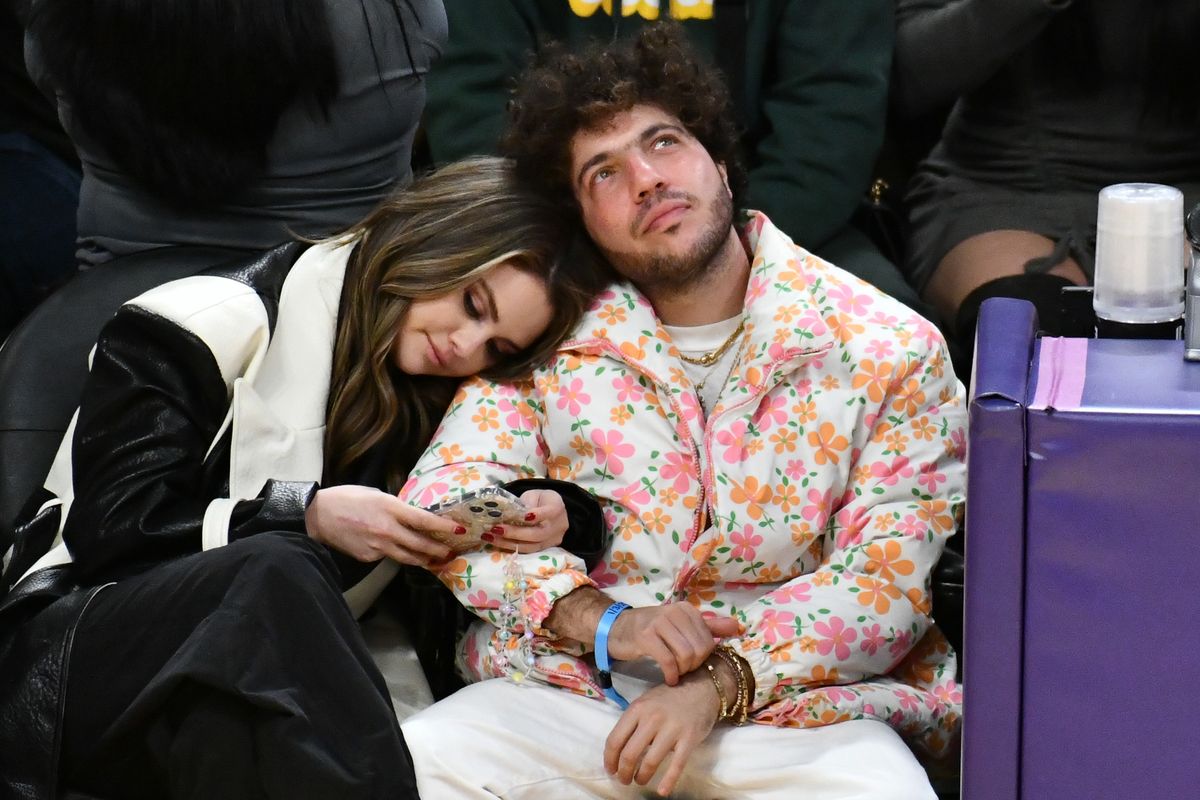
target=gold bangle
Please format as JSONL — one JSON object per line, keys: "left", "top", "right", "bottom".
{"left": 704, "top": 662, "right": 729, "bottom": 720}
{"left": 714, "top": 644, "right": 754, "bottom": 725}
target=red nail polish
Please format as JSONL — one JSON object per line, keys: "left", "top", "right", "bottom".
{"left": 524, "top": 512, "right": 537, "bottom": 521}
{"left": 481, "top": 532, "right": 495, "bottom": 542}
{"left": 454, "top": 525, "right": 467, "bottom": 535}
{"left": 490, "top": 525, "right": 504, "bottom": 534}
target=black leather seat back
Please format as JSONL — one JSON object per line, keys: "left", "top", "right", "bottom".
{"left": 0, "top": 246, "right": 244, "bottom": 551}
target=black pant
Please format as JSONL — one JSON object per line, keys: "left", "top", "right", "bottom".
{"left": 59, "top": 533, "right": 420, "bottom": 800}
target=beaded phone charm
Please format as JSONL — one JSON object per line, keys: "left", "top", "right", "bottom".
{"left": 492, "top": 549, "right": 536, "bottom": 681}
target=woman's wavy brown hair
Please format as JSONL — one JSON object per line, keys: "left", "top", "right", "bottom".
{"left": 322, "top": 156, "right": 608, "bottom": 490}
{"left": 501, "top": 22, "right": 747, "bottom": 212}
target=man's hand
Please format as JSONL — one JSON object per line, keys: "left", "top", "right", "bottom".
{"left": 544, "top": 587, "right": 741, "bottom": 685}
{"left": 604, "top": 668, "right": 722, "bottom": 797}
{"left": 484, "top": 488, "right": 569, "bottom": 553}
{"left": 608, "top": 604, "right": 740, "bottom": 686}
{"left": 305, "top": 485, "right": 456, "bottom": 567}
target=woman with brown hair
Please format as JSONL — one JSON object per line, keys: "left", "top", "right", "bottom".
{"left": 0, "top": 156, "right": 608, "bottom": 798}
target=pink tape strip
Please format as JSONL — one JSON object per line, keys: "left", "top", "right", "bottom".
{"left": 1030, "top": 337, "right": 1089, "bottom": 411}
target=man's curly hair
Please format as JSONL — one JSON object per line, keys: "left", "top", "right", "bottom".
{"left": 501, "top": 23, "right": 746, "bottom": 212}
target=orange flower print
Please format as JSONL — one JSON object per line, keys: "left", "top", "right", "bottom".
{"left": 864, "top": 540, "right": 916, "bottom": 583}
{"left": 535, "top": 371, "right": 560, "bottom": 396}
{"left": 610, "top": 404, "right": 633, "bottom": 425}
{"left": 798, "top": 635, "right": 819, "bottom": 653}
{"left": 851, "top": 359, "right": 894, "bottom": 404}
{"left": 610, "top": 551, "right": 639, "bottom": 575}
{"left": 916, "top": 499, "right": 955, "bottom": 534}
{"left": 775, "top": 482, "right": 801, "bottom": 513}
{"left": 569, "top": 434, "right": 595, "bottom": 458}
{"left": 546, "top": 454, "right": 578, "bottom": 481}
{"left": 437, "top": 443, "right": 464, "bottom": 462}
{"left": 453, "top": 465, "right": 482, "bottom": 486}
{"left": 820, "top": 374, "right": 841, "bottom": 391}
{"left": 642, "top": 507, "right": 672, "bottom": 535}
{"left": 808, "top": 422, "right": 849, "bottom": 465}
{"left": 730, "top": 476, "right": 772, "bottom": 520}
{"left": 497, "top": 432, "right": 515, "bottom": 450}
{"left": 792, "top": 399, "right": 818, "bottom": 424}
{"left": 472, "top": 406, "right": 500, "bottom": 431}
{"left": 826, "top": 312, "right": 865, "bottom": 345}
{"left": 891, "top": 378, "right": 927, "bottom": 418}
{"left": 854, "top": 576, "right": 903, "bottom": 614}
{"left": 770, "top": 428, "right": 799, "bottom": 454}
{"left": 884, "top": 430, "right": 909, "bottom": 455}
{"left": 911, "top": 415, "right": 937, "bottom": 441}
{"left": 598, "top": 303, "right": 628, "bottom": 325}
{"left": 775, "top": 303, "right": 802, "bottom": 324}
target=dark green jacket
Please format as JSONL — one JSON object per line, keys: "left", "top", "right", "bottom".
{"left": 424, "top": 0, "right": 893, "bottom": 251}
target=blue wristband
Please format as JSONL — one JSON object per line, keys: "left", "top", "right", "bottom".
{"left": 594, "top": 601, "right": 631, "bottom": 708}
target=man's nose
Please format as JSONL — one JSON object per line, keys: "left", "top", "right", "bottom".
{"left": 630, "top": 155, "right": 665, "bottom": 201}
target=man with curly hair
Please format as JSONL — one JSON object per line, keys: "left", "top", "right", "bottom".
{"left": 400, "top": 25, "right": 964, "bottom": 798}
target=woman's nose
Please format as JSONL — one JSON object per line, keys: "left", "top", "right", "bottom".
{"left": 449, "top": 323, "right": 489, "bottom": 363}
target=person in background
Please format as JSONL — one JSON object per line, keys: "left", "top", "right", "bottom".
{"left": 422, "top": 0, "right": 935, "bottom": 319}
{"left": 19, "top": 0, "right": 446, "bottom": 267}
{"left": 0, "top": 157, "right": 608, "bottom": 798}
{"left": 893, "top": 0, "right": 1200, "bottom": 365}
{"left": 401, "top": 26, "right": 964, "bottom": 799}
{"left": 0, "top": 0, "right": 78, "bottom": 339}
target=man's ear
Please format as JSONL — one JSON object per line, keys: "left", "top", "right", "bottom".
{"left": 717, "top": 162, "right": 732, "bottom": 197}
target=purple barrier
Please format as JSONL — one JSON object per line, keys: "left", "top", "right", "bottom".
{"left": 967, "top": 298, "right": 1200, "bottom": 799}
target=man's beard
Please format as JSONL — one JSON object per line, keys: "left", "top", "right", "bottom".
{"left": 600, "top": 186, "right": 734, "bottom": 294}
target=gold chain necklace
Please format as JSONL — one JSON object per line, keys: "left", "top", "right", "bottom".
{"left": 676, "top": 319, "right": 745, "bottom": 367}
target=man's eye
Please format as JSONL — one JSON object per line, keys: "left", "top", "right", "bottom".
{"left": 653, "top": 135, "right": 676, "bottom": 149}
{"left": 592, "top": 167, "right": 613, "bottom": 185}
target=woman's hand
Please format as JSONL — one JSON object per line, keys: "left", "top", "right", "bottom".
{"left": 485, "top": 488, "right": 570, "bottom": 553}
{"left": 604, "top": 669, "right": 721, "bottom": 797}
{"left": 305, "top": 485, "right": 457, "bottom": 567}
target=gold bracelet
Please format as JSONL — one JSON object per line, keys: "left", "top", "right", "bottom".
{"left": 713, "top": 645, "right": 754, "bottom": 725}
{"left": 704, "top": 662, "right": 729, "bottom": 720}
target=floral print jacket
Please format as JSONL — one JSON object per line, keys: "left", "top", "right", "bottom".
{"left": 402, "top": 212, "right": 965, "bottom": 755}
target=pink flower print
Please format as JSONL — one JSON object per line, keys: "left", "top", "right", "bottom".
{"left": 411, "top": 480, "right": 450, "bottom": 507}
{"left": 769, "top": 581, "right": 813, "bottom": 604}
{"left": 556, "top": 378, "right": 591, "bottom": 416}
{"left": 590, "top": 559, "right": 619, "bottom": 588}
{"left": 746, "top": 273, "right": 769, "bottom": 303}
{"left": 814, "top": 617, "right": 857, "bottom": 661}
{"left": 658, "top": 451, "right": 694, "bottom": 494}
{"left": 892, "top": 688, "right": 920, "bottom": 712}
{"left": 828, "top": 283, "right": 874, "bottom": 316}
{"left": 859, "top": 623, "right": 886, "bottom": 656}
{"left": 823, "top": 686, "right": 858, "bottom": 703}
{"left": 525, "top": 593, "right": 550, "bottom": 623}
{"left": 612, "top": 480, "right": 651, "bottom": 511}
{"left": 869, "top": 311, "right": 900, "bottom": 328}
{"left": 834, "top": 505, "right": 869, "bottom": 549}
{"left": 918, "top": 462, "right": 946, "bottom": 493}
{"left": 785, "top": 459, "right": 806, "bottom": 480}
{"left": 730, "top": 524, "right": 764, "bottom": 561}
{"left": 498, "top": 398, "right": 535, "bottom": 432}
{"left": 795, "top": 310, "right": 827, "bottom": 338}
{"left": 716, "top": 420, "right": 751, "bottom": 463}
{"left": 865, "top": 339, "right": 896, "bottom": 360}
{"left": 870, "top": 456, "right": 914, "bottom": 487}
{"left": 590, "top": 428, "right": 635, "bottom": 475}
{"left": 934, "top": 681, "right": 963, "bottom": 706}
{"left": 754, "top": 394, "right": 789, "bottom": 428}
{"left": 947, "top": 428, "right": 966, "bottom": 460}
{"left": 897, "top": 514, "right": 923, "bottom": 537}
{"left": 889, "top": 629, "right": 914, "bottom": 659}
{"left": 467, "top": 590, "right": 493, "bottom": 609}
{"left": 612, "top": 374, "right": 645, "bottom": 403}
{"left": 801, "top": 488, "right": 833, "bottom": 529}
{"left": 757, "top": 608, "right": 796, "bottom": 645}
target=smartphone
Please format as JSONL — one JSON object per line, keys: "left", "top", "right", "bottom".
{"left": 425, "top": 486, "right": 528, "bottom": 552}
